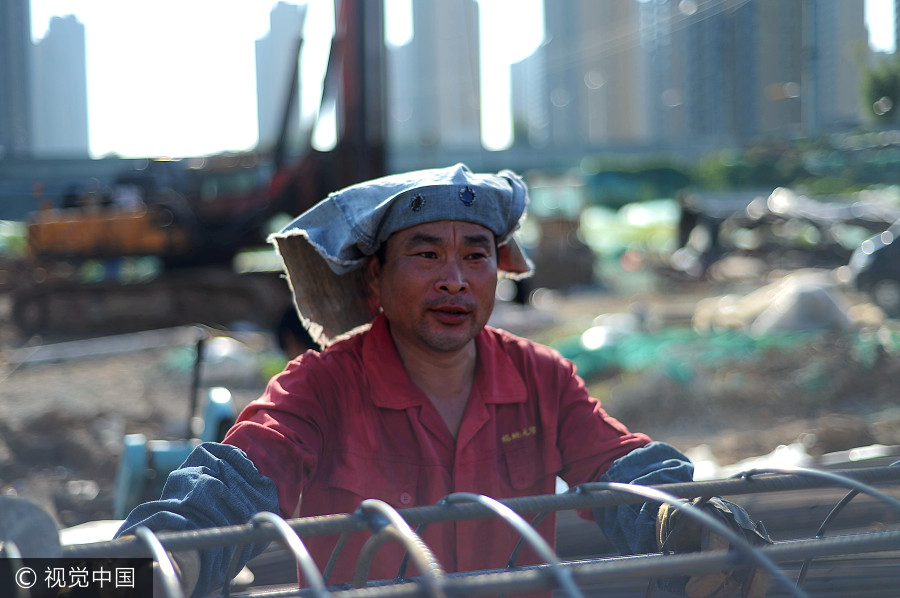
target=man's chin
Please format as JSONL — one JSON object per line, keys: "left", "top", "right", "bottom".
{"left": 421, "top": 325, "right": 479, "bottom": 353}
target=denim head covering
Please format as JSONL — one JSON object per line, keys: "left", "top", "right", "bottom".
{"left": 270, "top": 163, "right": 532, "bottom": 345}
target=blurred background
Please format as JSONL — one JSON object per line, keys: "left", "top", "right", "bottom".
{"left": 5, "top": 0, "right": 900, "bottom": 332}
{"left": 3, "top": 0, "right": 900, "bottom": 530}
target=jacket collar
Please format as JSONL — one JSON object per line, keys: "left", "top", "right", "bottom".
{"left": 363, "top": 313, "right": 527, "bottom": 410}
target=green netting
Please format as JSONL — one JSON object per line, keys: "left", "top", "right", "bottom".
{"left": 553, "top": 326, "right": 900, "bottom": 383}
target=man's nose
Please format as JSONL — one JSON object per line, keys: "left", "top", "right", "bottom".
{"left": 437, "top": 258, "right": 467, "bottom": 294}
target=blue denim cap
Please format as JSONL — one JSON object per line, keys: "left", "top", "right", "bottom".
{"left": 269, "top": 163, "right": 533, "bottom": 345}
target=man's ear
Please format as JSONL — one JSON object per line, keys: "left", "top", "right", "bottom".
{"left": 365, "top": 256, "right": 381, "bottom": 305}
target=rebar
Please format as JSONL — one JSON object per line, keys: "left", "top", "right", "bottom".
{"left": 68, "top": 467, "right": 900, "bottom": 560}
{"left": 134, "top": 526, "right": 186, "bottom": 598}
{"left": 0, "top": 541, "right": 31, "bottom": 598}
{"left": 575, "top": 482, "right": 806, "bottom": 598}
{"left": 47, "top": 465, "right": 900, "bottom": 598}
{"left": 440, "top": 492, "right": 584, "bottom": 598}
{"left": 353, "top": 500, "right": 446, "bottom": 598}
{"left": 780, "top": 461, "right": 900, "bottom": 588}
{"left": 739, "top": 466, "right": 900, "bottom": 514}
{"left": 244, "top": 511, "right": 329, "bottom": 598}
{"left": 221, "top": 532, "right": 900, "bottom": 598}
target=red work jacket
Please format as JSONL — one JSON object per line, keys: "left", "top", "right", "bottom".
{"left": 225, "top": 313, "right": 651, "bottom": 587}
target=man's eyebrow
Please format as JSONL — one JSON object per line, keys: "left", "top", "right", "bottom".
{"left": 403, "top": 233, "right": 443, "bottom": 247}
{"left": 402, "top": 231, "right": 495, "bottom": 248}
{"left": 463, "top": 233, "right": 495, "bottom": 248}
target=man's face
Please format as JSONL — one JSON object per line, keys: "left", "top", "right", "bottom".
{"left": 369, "top": 220, "right": 498, "bottom": 355}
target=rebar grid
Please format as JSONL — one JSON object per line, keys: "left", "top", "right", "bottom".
{"left": 227, "top": 533, "right": 900, "bottom": 598}
{"left": 54, "top": 465, "right": 900, "bottom": 598}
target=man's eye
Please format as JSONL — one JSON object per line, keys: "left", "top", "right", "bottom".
{"left": 417, "top": 251, "right": 437, "bottom": 259}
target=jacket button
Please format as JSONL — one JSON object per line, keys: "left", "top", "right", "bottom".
{"left": 399, "top": 492, "right": 412, "bottom": 505}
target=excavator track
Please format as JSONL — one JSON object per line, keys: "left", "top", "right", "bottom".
{"left": 11, "top": 268, "right": 291, "bottom": 341}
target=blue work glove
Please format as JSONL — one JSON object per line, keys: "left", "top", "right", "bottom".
{"left": 656, "top": 497, "right": 772, "bottom": 598}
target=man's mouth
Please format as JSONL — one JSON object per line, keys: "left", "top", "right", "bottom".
{"left": 430, "top": 305, "right": 471, "bottom": 323}
{"left": 436, "top": 306, "right": 468, "bottom": 313}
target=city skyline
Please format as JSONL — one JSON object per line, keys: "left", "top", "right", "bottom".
{"left": 27, "top": 0, "right": 543, "bottom": 159}
{"left": 23, "top": 0, "right": 896, "bottom": 160}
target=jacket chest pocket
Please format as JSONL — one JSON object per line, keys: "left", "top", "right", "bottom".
{"left": 323, "top": 453, "right": 422, "bottom": 508}
{"left": 501, "top": 439, "right": 562, "bottom": 493}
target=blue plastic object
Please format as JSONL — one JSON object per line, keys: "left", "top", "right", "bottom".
{"left": 112, "top": 387, "right": 236, "bottom": 519}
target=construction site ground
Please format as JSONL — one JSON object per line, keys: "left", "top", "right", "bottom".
{"left": 1, "top": 267, "right": 899, "bottom": 534}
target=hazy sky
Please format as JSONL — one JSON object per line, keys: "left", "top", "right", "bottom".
{"left": 30, "top": 0, "right": 892, "bottom": 159}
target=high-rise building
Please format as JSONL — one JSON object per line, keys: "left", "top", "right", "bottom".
{"left": 389, "top": 0, "right": 482, "bottom": 151}
{"left": 513, "top": 0, "right": 867, "bottom": 157}
{"left": 806, "top": 0, "right": 868, "bottom": 132}
{"left": 31, "top": 14, "right": 89, "bottom": 157}
{"left": 387, "top": 31, "right": 418, "bottom": 149}
{"left": 679, "top": 0, "right": 762, "bottom": 147}
{"left": 255, "top": 1, "right": 306, "bottom": 152}
{"left": 648, "top": 0, "right": 864, "bottom": 150}
{"left": 511, "top": 42, "right": 550, "bottom": 148}
{"left": 893, "top": 0, "right": 900, "bottom": 55}
{"left": 638, "top": 0, "right": 681, "bottom": 145}
{"left": 1, "top": 0, "right": 33, "bottom": 158}
{"left": 757, "top": 0, "right": 804, "bottom": 138}
{"left": 541, "top": 0, "right": 647, "bottom": 148}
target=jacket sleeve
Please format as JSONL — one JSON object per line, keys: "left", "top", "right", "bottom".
{"left": 114, "top": 442, "right": 280, "bottom": 598}
{"left": 592, "top": 441, "right": 695, "bottom": 554}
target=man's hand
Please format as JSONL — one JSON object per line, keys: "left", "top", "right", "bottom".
{"left": 656, "top": 497, "right": 771, "bottom": 598}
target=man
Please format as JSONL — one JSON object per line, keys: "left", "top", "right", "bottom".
{"left": 118, "top": 164, "right": 767, "bottom": 597}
